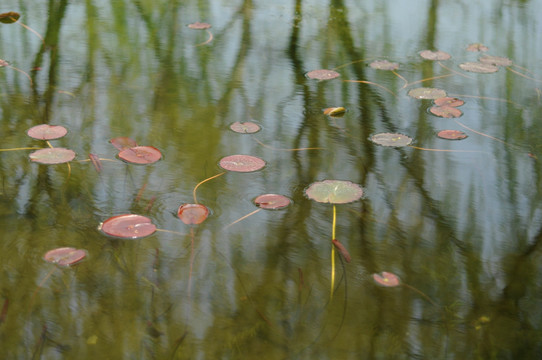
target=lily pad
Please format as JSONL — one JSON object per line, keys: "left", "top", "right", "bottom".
{"left": 466, "top": 43, "right": 488, "bottom": 52}
{"left": 44, "top": 247, "right": 87, "bottom": 267}
{"left": 100, "top": 214, "right": 157, "bottom": 239}
{"left": 118, "top": 146, "right": 162, "bottom": 165}
{"left": 437, "top": 130, "right": 468, "bottom": 140}
{"left": 373, "top": 272, "right": 401, "bottom": 287}
{"left": 408, "top": 87, "right": 447, "bottom": 100}
{"left": 369, "top": 59, "right": 399, "bottom": 71}
{"left": 323, "top": 107, "right": 346, "bottom": 116}
{"left": 433, "top": 97, "right": 464, "bottom": 107}
{"left": 479, "top": 55, "right": 512, "bottom": 67}
{"left": 305, "top": 69, "right": 340, "bottom": 80}
{"left": 459, "top": 62, "right": 498, "bottom": 73}
{"left": 370, "top": 133, "right": 412, "bottom": 147}
{"left": 0, "top": 59, "right": 8, "bottom": 67}
{"left": 219, "top": 154, "right": 266, "bottom": 172}
{"left": 27, "top": 124, "right": 68, "bottom": 140}
{"left": 188, "top": 22, "right": 211, "bottom": 30}
{"left": 0, "top": 12, "right": 20, "bottom": 24}
{"left": 419, "top": 50, "right": 451, "bottom": 61}
{"left": 254, "top": 194, "right": 291, "bottom": 210}
{"left": 29, "top": 148, "right": 75, "bottom": 164}
{"left": 110, "top": 137, "right": 138, "bottom": 151}
{"left": 230, "top": 121, "right": 261, "bottom": 134}
{"left": 177, "top": 204, "right": 210, "bottom": 225}
{"left": 305, "top": 180, "right": 363, "bottom": 204}
{"left": 429, "top": 105, "right": 463, "bottom": 118}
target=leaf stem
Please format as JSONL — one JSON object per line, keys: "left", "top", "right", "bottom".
{"left": 193, "top": 172, "right": 225, "bottom": 204}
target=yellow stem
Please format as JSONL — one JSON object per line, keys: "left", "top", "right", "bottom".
{"left": 193, "top": 172, "right": 225, "bottom": 204}
{"left": 330, "top": 205, "right": 337, "bottom": 299}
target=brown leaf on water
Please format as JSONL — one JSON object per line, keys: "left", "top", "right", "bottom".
{"left": 332, "top": 239, "right": 351, "bottom": 263}
{"left": 89, "top": 153, "right": 102, "bottom": 173}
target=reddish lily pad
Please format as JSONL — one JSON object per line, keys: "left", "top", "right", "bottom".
{"left": 434, "top": 97, "right": 464, "bottom": 107}
{"left": 429, "top": 105, "right": 463, "bottom": 118}
{"left": 100, "top": 214, "right": 157, "bottom": 239}
{"left": 419, "top": 50, "right": 451, "bottom": 61}
{"left": 305, "top": 69, "right": 340, "bottom": 80}
{"left": 369, "top": 59, "right": 399, "bottom": 71}
{"left": 177, "top": 204, "right": 210, "bottom": 225}
{"left": 437, "top": 130, "right": 468, "bottom": 140}
{"left": 27, "top": 124, "right": 68, "bottom": 140}
{"left": 188, "top": 22, "right": 211, "bottom": 30}
{"left": 373, "top": 272, "right": 401, "bottom": 287}
{"left": 466, "top": 43, "right": 489, "bottom": 52}
{"left": 219, "top": 154, "right": 266, "bottom": 172}
{"left": 110, "top": 137, "right": 138, "bottom": 151}
{"left": 0, "top": 12, "right": 20, "bottom": 24}
{"left": 118, "top": 146, "right": 162, "bottom": 164}
{"left": 44, "top": 247, "right": 87, "bottom": 267}
{"left": 230, "top": 121, "right": 261, "bottom": 134}
{"left": 253, "top": 194, "right": 291, "bottom": 210}
{"left": 0, "top": 59, "right": 9, "bottom": 67}
{"left": 29, "top": 148, "right": 76, "bottom": 164}
{"left": 459, "top": 62, "right": 498, "bottom": 73}
{"left": 370, "top": 133, "right": 412, "bottom": 147}
{"left": 408, "top": 87, "right": 447, "bottom": 100}
{"left": 479, "top": 55, "right": 512, "bottom": 67}
{"left": 305, "top": 180, "right": 363, "bottom": 204}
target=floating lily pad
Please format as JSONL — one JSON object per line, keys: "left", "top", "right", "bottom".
{"left": 219, "top": 154, "right": 266, "bottom": 172}
{"left": 429, "top": 105, "right": 463, "bottom": 118}
{"left": 437, "top": 130, "right": 468, "bottom": 140}
{"left": 188, "top": 22, "right": 211, "bottom": 30}
{"left": 253, "top": 194, "right": 291, "bottom": 210}
{"left": 370, "top": 133, "right": 413, "bottom": 147}
{"left": 305, "top": 180, "right": 363, "bottom": 204}
{"left": 323, "top": 107, "right": 346, "bottom": 116}
{"left": 100, "top": 214, "right": 157, "bottom": 239}
{"left": 419, "top": 50, "right": 451, "bottom": 61}
{"left": 369, "top": 59, "right": 399, "bottom": 71}
{"left": 118, "top": 146, "right": 162, "bottom": 164}
{"left": 27, "top": 124, "right": 68, "bottom": 140}
{"left": 466, "top": 43, "right": 488, "bottom": 52}
{"left": 373, "top": 272, "right": 401, "bottom": 287}
{"left": 433, "top": 97, "right": 464, "bottom": 107}
{"left": 29, "top": 148, "right": 76, "bottom": 164}
{"left": 230, "top": 121, "right": 261, "bottom": 134}
{"left": 0, "top": 59, "right": 8, "bottom": 67}
{"left": 459, "top": 62, "right": 498, "bottom": 73}
{"left": 177, "top": 204, "right": 210, "bottom": 225}
{"left": 44, "top": 247, "right": 87, "bottom": 267}
{"left": 408, "top": 87, "right": 447, "bottom": 100}
{"left": 305, "top": 69, "right": 340, "bottom": 80}
{"left": 110, "top": 137, "right": 138, "bottom": 151}
{"left": 0, "top": 12, "right": 20, "bottom": 24}
{"left": 479, "top": 55, "right": 512, "bottom": 67}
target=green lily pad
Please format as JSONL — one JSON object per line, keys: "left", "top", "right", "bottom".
{"left": 370, "top": 133, "right": 413, "bottom": 147}
{"left": 305, "top": 180, "right": 363, "bottom": 204}
{"left": 408, "top": 87, "right": 447, "bottom": 100}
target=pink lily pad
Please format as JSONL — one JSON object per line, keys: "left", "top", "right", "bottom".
{"left": 459, "top": 62, "right": 498, "bottom": 73}
{"left": 110, "top": 137, "right": 138, "bottom": 151}
{"left": 177, "top": 204, "right": 210, "bottom": 225}
{"left": 230, "top": 121, "right": 261, "bottom": 134}
{"left": 100, "top": 214, "right": 157, "bottom": 239}
{"left": 479, "top": 55, "right": 512, "bottom": 67}
{"left": 219, "top": 154, "right": 266, "bottom": 172}
{"left": 437, "top": 130, "right": 468, "bottom": 140}
{"left": 305, "top": 180, "right": 363, "bottom": 204}
{"left": 373, "top": 272, "right": 401, "bottom": 287}
{"left": 433, "top": 97, "right": 464, "bottom": 107}
{"left": 429, "top": 105, "right": 463, "bottom": 118}
{"left": 188, "top": 22, "right": 211, "bottom": 30}
{"left": 29, "top": 148, "right": 76, "bottom": 164}
{"left": 27, "top": 124, "right": 68, "bottom": 140}
{"left": 253, "top": 194, "right": 291, "bottom": 210}
{"left": 466, "top": 43, "right": 488, "bottom": 52}
{"left": 118, "top": 146, "right": 162, "bottom": 165}
{"left": 44, "top": 247, "right": 87, "bottom": 267}
{"left": 305, "top": 69, "right": 340, "bottom": 80}
{"left": 419, "top": 50, "right": 451, "bottom": 61}
{"left": 369, "top": 59, "right": 399, "bottom": 70}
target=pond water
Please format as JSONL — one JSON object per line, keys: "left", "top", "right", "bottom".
{"left": 1, "top": 0, "right": 542, "bottom": 358}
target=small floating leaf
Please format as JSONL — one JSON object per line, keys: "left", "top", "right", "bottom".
{"left": 0, "top": 12, "right": 20, "bottom": 24}
{"left": 332, "top": 239, "right": 351, "bottom": 263}
{"left": 177, "top": 204, "right": 210, "bottom": 225}
{"left": 305, "top": 180, "right": 363, "bottom": 204}
{"left": 466, "top": 43, "right": 489, "bottom": 52}
{"left": 27, "top": 124, "right": 68, "bottom": 140}
{"left": 408, "top": 87, "right": 447, "bottom": 99}
{"left": 118, "top": 146, "right": 162, "bottom": 164}
{"left": 230, "top": 121, "right": 261, "bottom": 134}
{"left": 373, "top": 272, "right": 401, "bottom": 287}
{"left": 253, "top": 194, "right": 291, "bottom": 210}
{"left": 100, "top": 214, "right": 157, "bottom": 239}
{"left": 479, "top": 55, "right": 512, "bottom": 67}
{"left": 323, "top": 107, "right": 346, "bottom": 116}
{"left": 305, "top": 69, "right": 340, "bottom": 80}
{"left": 370, "top": 133, "right": 412, "bottom": 147}
{"left": 110, "top": 137, "right": 137, "bottom": 151}
{"left": 429, "top": 105, "right": 463, "bottom": 118}
{"left": 433, "top": 97, "right": 464, "bottom": 107}
{"left": 419, "top": 50, "right": 451, "bottom": 61}
{"left": 369, "top": 59, "right": 399, "bottom": 70}
{"left": 44, "top": 247, "right": 87, "bottom": 267}
{"left": 0, "top": 59, "right": 8, "bottom": 67}
{"left": 188, "top": 22, "right": 211, "bottom": 30}
{"left": 459, "top": 62, "right": 498, "bottom": 73}
{"left": 29, "top": 148, "right": 75, "bottom": 164}
{"left": 219, "top": 154, "right": 266, "bottom": 172}
{"left": 437, "top": 130, "right": 468, "bottom": 140}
